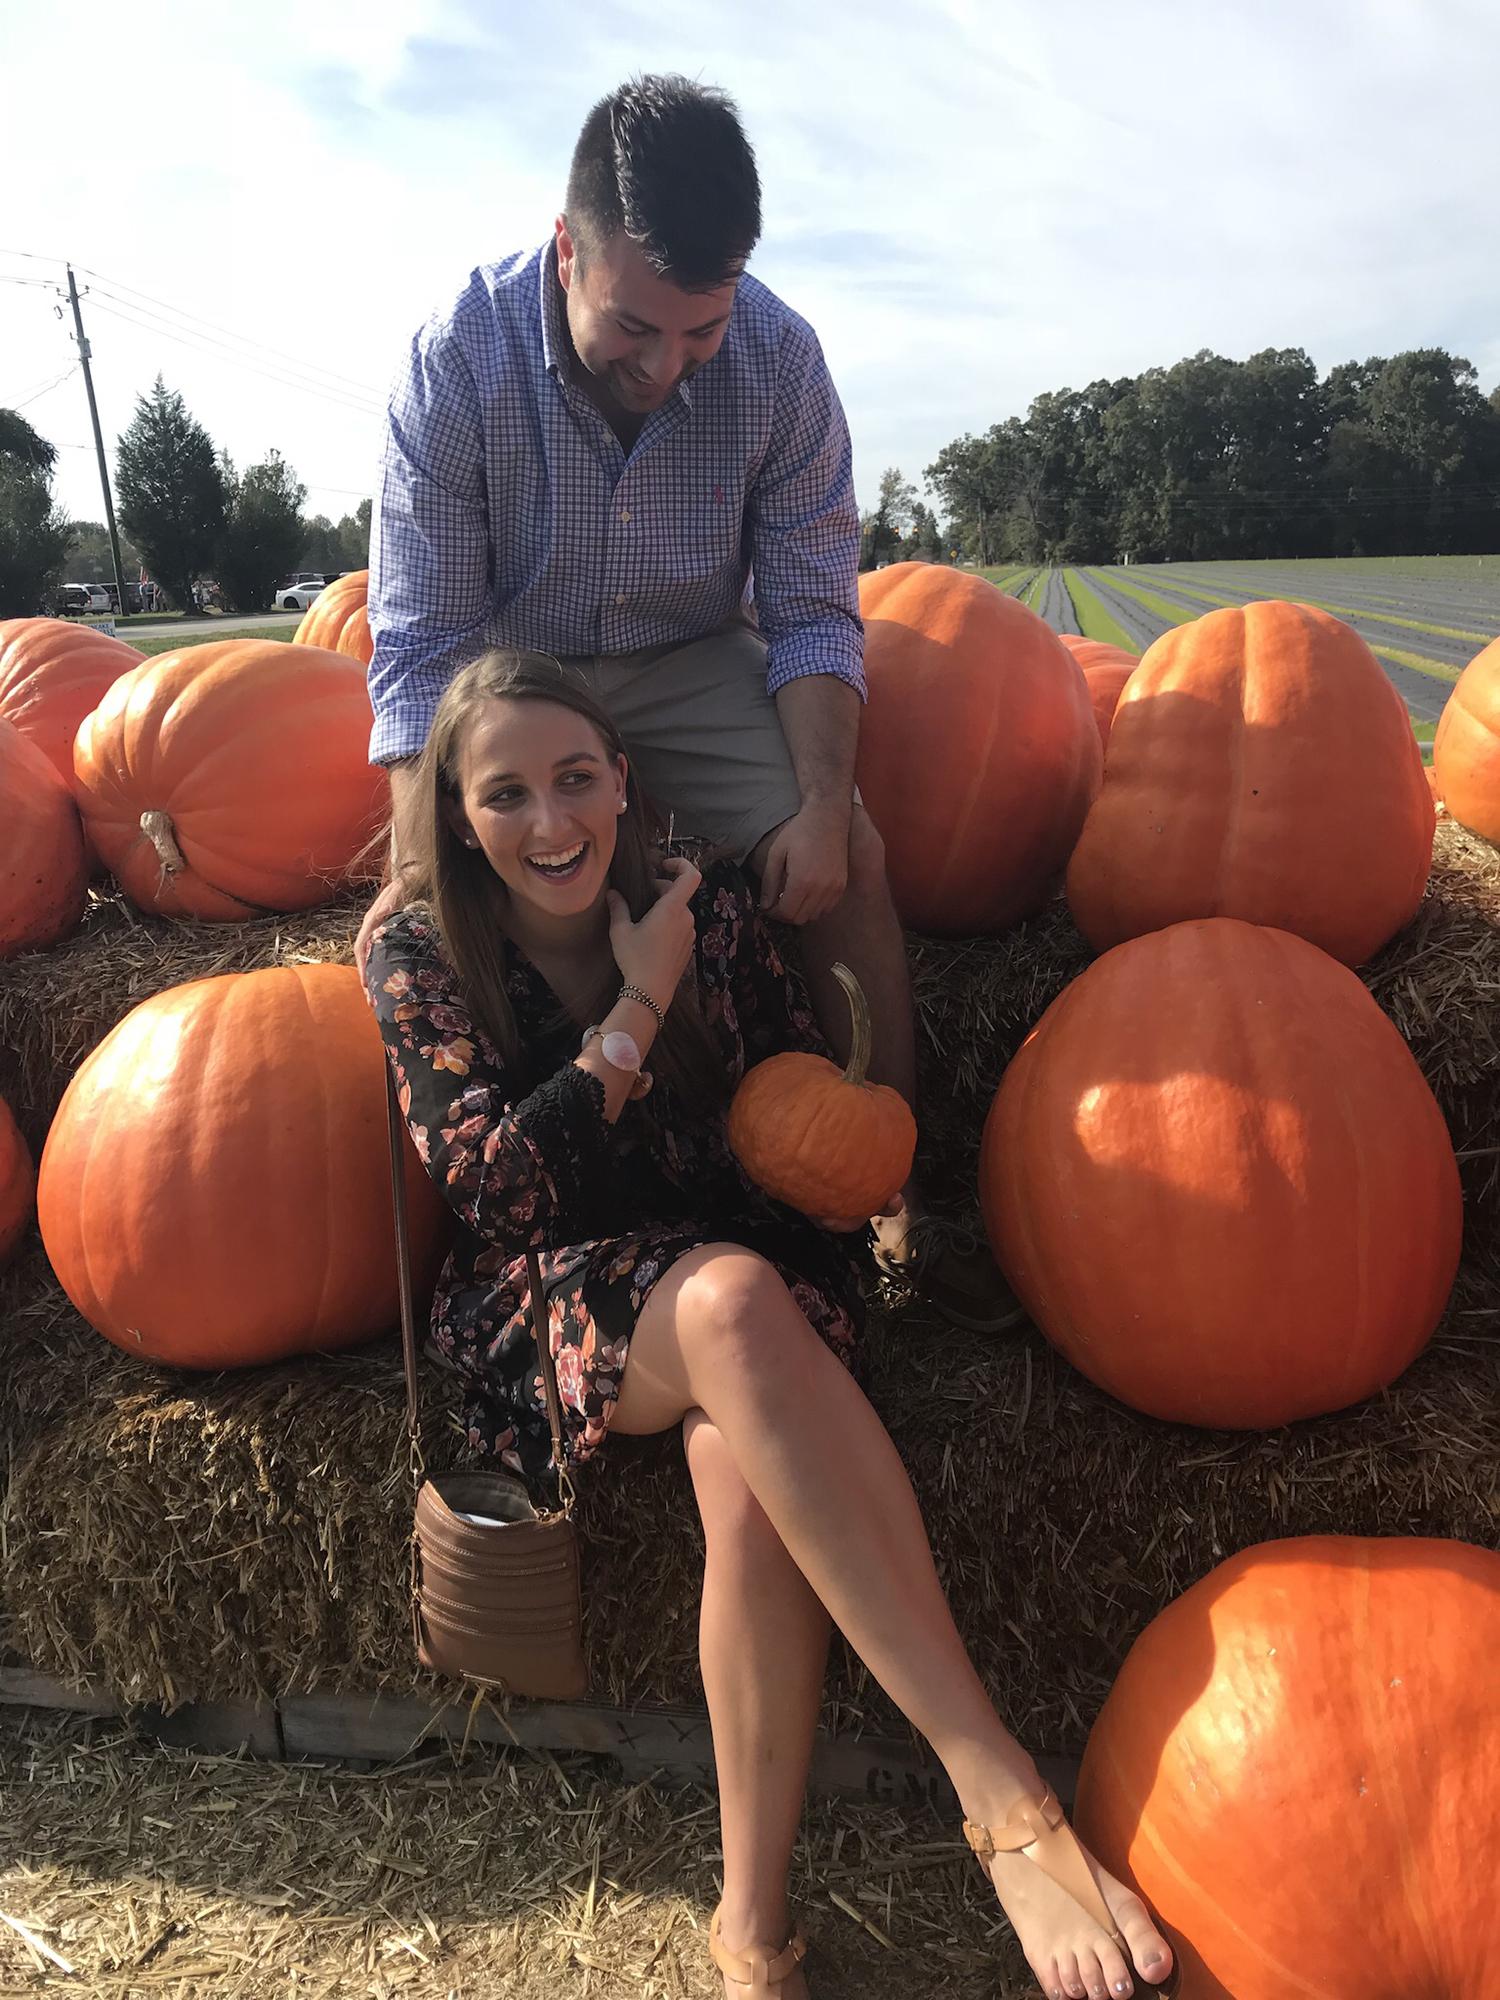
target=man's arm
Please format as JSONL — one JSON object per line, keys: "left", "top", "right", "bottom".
{"left": 366, "top": 320, "right": 493, "bottom": 772}
{"left": 749, "top": 318, "right": 865, "bottom": 921}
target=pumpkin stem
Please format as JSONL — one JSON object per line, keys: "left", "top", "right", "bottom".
{"left": 833, "top": 962, "right": 872, "bottom": 1087}
{"left": 140, "top": 809, "right": 186, "bottom": 875}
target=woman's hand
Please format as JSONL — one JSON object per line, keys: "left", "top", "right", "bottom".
{"left": 606, "top": 856, "right": 702, "bottom": 1012}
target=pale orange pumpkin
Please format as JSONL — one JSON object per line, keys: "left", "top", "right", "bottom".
{"left": 1432, "top": 633, "right": 1500, "bottom": 843}
{"left": 857, "top": 565, "right": 1101, "bottom": 934}
{"left": 73, "top": 639, "right": 388, "bottom": 919}
{"left": 0, "top": 616, "right": 143, "bottom": 784}
{"left": 1067, "top": 600, "right": 1434, "bottom": 966}
{"left": 727, "top": 964, "right": 916, "bottom": 1219}
{"left": 37, "top": 964, "right": 447, "bottom": 1369}
{"left": 1076, "top": 1535, "right": 1500, "bottom": 1998}
{"left": 0, "top": 1095, "right": 35, "bottom": 1265}
{"left": 1, "top": 718, "right": 87, "bottom": 957}
{"left": 981, "top": 917, "right": 1461, "bottom": 1428}
{"left": 294, "top": 569, "right": 372, "bottom": 663}
{"left": 1058, "top": 634, "right": 1137, "bottom": 674}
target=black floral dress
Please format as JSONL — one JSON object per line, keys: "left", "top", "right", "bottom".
{"left": 364, "top": 859, "right": 865, "bottom": 1490}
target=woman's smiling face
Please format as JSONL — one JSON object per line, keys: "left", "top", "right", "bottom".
{"left": 447, "top": 695, "right": 628, "bottom": 918}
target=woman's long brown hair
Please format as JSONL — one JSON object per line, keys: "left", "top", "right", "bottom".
{"left": 392, "top": 649, "right": 729, "bottom": 1109}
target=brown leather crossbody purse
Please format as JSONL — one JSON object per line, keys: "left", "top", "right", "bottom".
{"left": 385, "top": 1068, "right": 588, "bottom": 1699}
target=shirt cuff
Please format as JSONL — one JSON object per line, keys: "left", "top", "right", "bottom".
{"left": 369, "top": 706, "right": 437, "bottom": 767}
{"left": 764, "top": 631, "right": 867, "bottom": 703}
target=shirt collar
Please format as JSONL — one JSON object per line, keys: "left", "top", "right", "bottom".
{"left": 537, "top": 236, "right": 698, "bottom": 415}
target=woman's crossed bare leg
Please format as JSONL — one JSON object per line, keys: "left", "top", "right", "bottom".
{"left": 613, "top": 1245, "right": 1174, "bottom": 1999}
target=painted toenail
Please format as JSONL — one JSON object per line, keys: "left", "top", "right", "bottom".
{"left": 1115, "top": 1984, "right": 1132, "bottom": 1995}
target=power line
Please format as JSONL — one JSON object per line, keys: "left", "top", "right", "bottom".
{"left": 12, "top": 364, "right": 79, "bottom": 409}
{"left": 77, "top": 266, "right": 384, "bottom": 400}
{"left": 86, "top": 297, "right": 383, "bottom": 418}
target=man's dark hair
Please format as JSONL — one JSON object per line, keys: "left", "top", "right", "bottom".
{"left": 564, "top": 74, "right": 762, "bottom": 291}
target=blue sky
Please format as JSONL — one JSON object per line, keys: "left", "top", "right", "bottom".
{"left": 3, "top": 0, "right": 1497, "bottom": 528}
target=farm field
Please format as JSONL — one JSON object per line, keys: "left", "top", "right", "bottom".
{"left": 984, "top": 555, "right": 1500, "bottom": 744}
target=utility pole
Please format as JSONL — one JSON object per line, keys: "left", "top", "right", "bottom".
{"left": 64, "top": 265, "right": 132, "bottom": 623}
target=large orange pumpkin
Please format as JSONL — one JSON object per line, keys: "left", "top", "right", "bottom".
{"left": 294, "top": 569, "right": 372, "bottom": 664}
{"left": 73, "top": 639, "right": 388, "bottom": 919}
{"left": 856, "top": 565, "right": 1101, "bottom": 934}
{"left": 37, "top": 964, "right": 446, "bottom": 1369}
{"left": 0, "top": 616, "right": 143, "bottom": 784}
{"left": 980, "top": 918, "right": 1461, "bottom": 1428}
{"left": 1432, "top": 633, "right": 1500, "bottom": 843}
{"left": 1066, "top": 600, "right": 1434, "bottom": 966}
{"left": 1076, "top": 1535, "right": 1500, "bottom": 1998}
{"left": 1, "top": 718, "right": 87, "bottom": 957}
{"left": 0, "top": 1095, "right": 34, "bottom": 1265}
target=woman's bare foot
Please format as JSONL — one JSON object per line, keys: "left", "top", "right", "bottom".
{"left": 982, "top": 1838, "right": 1174, "bottom": 1999}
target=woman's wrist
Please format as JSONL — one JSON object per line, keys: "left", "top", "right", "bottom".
{"left": 606, "top": 994, "right": 662, "bottom": 1049}
{"left": 615, "top": 980, "right": 668, "bottom": 1026}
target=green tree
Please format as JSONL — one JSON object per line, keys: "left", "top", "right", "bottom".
{"left": 115, "top": 377, "right": 226, "bottom": 615}
{"left": 0, "top": 410, "right": 75, "bottom": 616}
{"left": 64, "top": 519, "right": 144, "bottom": 585}
{"left": 218, "top": 450, "right": 309, "bottom": 611}
{"left": 859, "top": 467, "right": 918, "bottom": 570}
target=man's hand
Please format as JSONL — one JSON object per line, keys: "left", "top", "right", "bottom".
{"left": 355, "top": 877, "right": 407, "bottom": 981}
{"left": 758, "top": 801, "right": 851, "bottom": 925}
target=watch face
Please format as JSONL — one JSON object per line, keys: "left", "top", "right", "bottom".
{"left": 599, "top": 1030, "right": 642, "bottom": 1073}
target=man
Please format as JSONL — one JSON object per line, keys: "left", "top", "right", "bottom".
{"left": 362, "top": 73, "right": 1006, "bottom": 1329}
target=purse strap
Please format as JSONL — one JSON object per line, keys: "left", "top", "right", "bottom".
{"left": 384, "top": 1063, "right": 574, "bottom": 1511}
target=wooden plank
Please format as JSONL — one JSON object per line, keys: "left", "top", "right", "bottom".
{"left": 136, "top": 1699, "right": 283, "bottom": 1758}
{"left": 278, "top": 1692, "right": 1079, "bottom": 1807}
{"left": 0, "top": 1666, "right": 119, "bottom": 1716}
{"left": 2, "top": 1669, "right": 1079, "bottom": 1807}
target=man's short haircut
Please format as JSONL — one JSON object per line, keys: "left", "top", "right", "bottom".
{"left": 564, "top": 74, "right": 762, "bottom": 292}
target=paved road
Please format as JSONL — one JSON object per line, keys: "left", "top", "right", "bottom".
{"left": 122, "top": 610, "right": 303, "bottom": 636}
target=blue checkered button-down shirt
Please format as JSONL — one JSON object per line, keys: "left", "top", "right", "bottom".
{"left": 367, "top": 241, "right": 864, "bottom": 765}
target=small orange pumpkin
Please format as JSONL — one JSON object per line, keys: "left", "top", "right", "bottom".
{"left": 1432, "top": 634, "right": 1500, "bottom": 842}
{"left": 727, "top": 964, "right": 916, "bottom": 1220}
{"left": 1, "top": 718, "right": 87, "bottom": 957}
{"left": 73, "top": 639, "right": 388, "bottom": 919}
{"left": 0, "top": 616, "right": 143, "bottom": 784}
{"left": 0, "top": 1095, "right": 35, "bottom": 1265}
{"left": 293, "top": 569, "right": 372, "bottom": 664}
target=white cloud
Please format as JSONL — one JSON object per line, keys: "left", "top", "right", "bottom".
{"left": 3, "top": 0, "right": 1497, "bottom": 529}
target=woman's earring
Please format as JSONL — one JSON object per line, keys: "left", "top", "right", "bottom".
{"left": 616, "top": 800, "right": 627, "bottom": 815}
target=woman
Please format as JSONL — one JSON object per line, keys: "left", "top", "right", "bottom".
{"left": 363, "top": 651, "right": 1176, "bottom": 2000}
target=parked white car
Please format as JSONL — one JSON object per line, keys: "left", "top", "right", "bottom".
{"left": 274, "top": 579, "right": 326, "bottom": 612}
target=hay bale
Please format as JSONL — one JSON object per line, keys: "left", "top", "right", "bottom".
{"left": 2, "top": 829, "right": 1498, "bottom": 1751}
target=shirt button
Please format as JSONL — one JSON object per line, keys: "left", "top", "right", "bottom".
{"left": 614, "top": 592, "right": 627, "bottom": 605}
{"left": 619, "top": 508, "right": 631, "bottom": 523}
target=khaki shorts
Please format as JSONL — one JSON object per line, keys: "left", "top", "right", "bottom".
{"left": 559, "top": 616, "right": 802, "bottom": 862}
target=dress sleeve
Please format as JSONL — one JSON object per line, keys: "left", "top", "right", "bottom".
{"left": 364, "top": 909, "right": 613, "bottom": 1250}
{"left": 699, "top": 864, "right": 832, "bottom": 1069}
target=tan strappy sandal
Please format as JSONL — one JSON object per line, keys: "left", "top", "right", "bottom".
{"left": 708, "top": 1904, "right": 809, "bottom": 1994}
{"left": 963, "top": 1788, "right": 1179, "bottom": 1997}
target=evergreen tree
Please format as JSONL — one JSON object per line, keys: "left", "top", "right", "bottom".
{"left": 115, "top": 377, "right": 226, "bottom": 614}
{"left": 218, "top": 450, "right": 308, "bottom": 611}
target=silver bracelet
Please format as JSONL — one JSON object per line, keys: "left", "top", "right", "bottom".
{"left": 617, "top": 983, "right": 665, "bottom": 1028}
